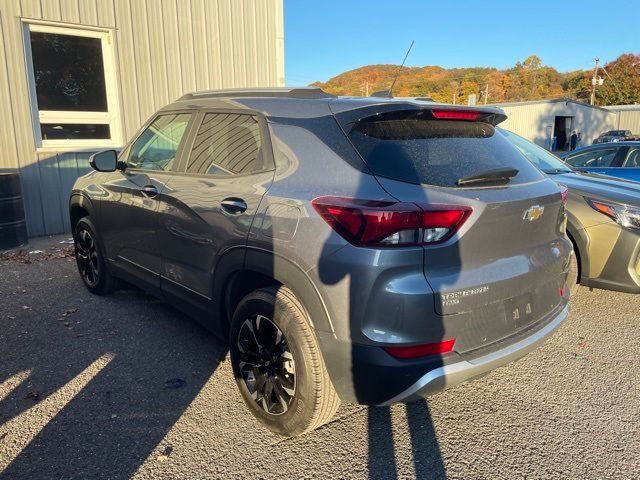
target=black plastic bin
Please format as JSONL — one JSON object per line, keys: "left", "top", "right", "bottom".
{"left": 0, "top": 173, "right": 28, "bottom": 251}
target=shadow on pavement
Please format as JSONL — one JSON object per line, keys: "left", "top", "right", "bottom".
{"left": 367, "top": 402, "right": 446, "bottom": 480}
{"left": 0, "top": 268, "right": 227, "bottom": 479}
{"left": 313, "top": 107, "right": 454, "bottom": 480}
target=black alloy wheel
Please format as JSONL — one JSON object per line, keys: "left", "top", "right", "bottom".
{"left": 75, "top": 224, "right": 100, "bottom": 288}
{"left": 236, "top": 314, "right": 296, "bottom": 415}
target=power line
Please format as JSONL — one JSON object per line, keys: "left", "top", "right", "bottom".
{"left": 600, "top": 65, "right": 624, "bottom": 103}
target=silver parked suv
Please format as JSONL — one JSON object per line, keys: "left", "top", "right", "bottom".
{"left": 70, "top": 88, "right": 571, "bottom": 436}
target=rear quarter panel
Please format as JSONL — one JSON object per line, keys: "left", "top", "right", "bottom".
{"left": 246, "top": 118, "right": 403, "bottom": 337}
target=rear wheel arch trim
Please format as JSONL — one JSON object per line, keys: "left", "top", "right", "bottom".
{"left": 214, "top": 247, "right": 335, "bottom": 335}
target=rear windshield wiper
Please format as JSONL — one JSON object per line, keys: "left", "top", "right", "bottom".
{"left": 457, "top": 167, "right": 519, "bottom": 186}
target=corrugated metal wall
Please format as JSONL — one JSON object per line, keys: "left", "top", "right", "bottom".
{"left": 0, "top": 0, "right": 284, "bottom": 236}
{"left": 616, "top": 110, "right": 640, "bottom": 134}
{"left": 494, "top": 101, "right": 618, "bottom": 149}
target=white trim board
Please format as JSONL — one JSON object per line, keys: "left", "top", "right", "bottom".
{"left": 21, "top": 20, "right": 123, "bottom": 150}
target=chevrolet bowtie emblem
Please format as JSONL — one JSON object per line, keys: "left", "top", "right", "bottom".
{"left": 523, "top": 205, "right": 544, "bottom": 221}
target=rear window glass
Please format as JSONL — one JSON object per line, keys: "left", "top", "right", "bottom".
{"left": 348, "top": 111, "right": 544, "bottom": 187}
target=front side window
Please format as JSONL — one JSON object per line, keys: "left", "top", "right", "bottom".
{"left": 187, "top": 114, "right": 265, "bottom": 176}
{"left": 24, "top": 23, "right": 120, "bottom": 148}
{"left": 128, "top": 114, "right": 191, "bottom": 171}
{"left": 565, "top": 148, "right": 618, "bottom": 168}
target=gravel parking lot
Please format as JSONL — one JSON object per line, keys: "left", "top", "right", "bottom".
{"left": 0, "top": 236, "right": 638, "bottom": 480}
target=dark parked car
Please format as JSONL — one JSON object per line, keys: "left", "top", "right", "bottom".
{"left": 502, "top": 130, "right": 640, "bottom": 294}
{"left": 592, "top": 130, "right": 637, "bottom": 144}
{"left": 560, "top": 141, "right": 640, "bottom": 182}
{"left": 70, "top": 88, "right": 571, "bottom": 436}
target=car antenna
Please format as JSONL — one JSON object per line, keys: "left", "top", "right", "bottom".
{"left": 370, "top": 40, "right": 415, "bottom": 98}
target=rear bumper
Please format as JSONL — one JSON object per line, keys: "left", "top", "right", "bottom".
{"left": 316, "top": 303, "right": 569, "bottom": 405}
{"left": 378, "top": 304, "right": 569, "bottom": 405}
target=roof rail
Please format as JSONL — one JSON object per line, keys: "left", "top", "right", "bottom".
{"left": 178, "top": 87, "right": 336, "bottom": 101}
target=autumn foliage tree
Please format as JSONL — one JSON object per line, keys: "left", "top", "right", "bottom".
{"left": 596, "top": 54, "right": 640, "bottom": 105}
{"left": 311, "top": 54, "right": 640, "bottom": 105}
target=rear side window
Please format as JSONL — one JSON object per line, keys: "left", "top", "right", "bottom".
{"left": 186, "top": 113, "right": 266, "bottom": 176}
{"left": 565, "top": 148, "right": 618, "bottom": 168}
{"left": 347, "top": 110, "right": 543, "bottom": 187}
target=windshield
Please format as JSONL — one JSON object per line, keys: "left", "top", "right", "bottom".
{"left": 498, "top": 128, "right": 573, "bottom": 174}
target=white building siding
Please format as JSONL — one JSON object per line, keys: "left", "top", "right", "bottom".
{"left": 606, "top": 106, "right": 640, "bottom": 134}
{"left": 617, "top": 111, "right": 640, "bottom": 134}
{"left": 493, "top": 100, "right": 618, "bottom": 149}
{"left": 0, "top": 0, "right": 284, "bottom": 236}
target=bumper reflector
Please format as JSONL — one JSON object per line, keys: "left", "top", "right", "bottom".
{"left": 384, "top": 339, "right": 456, "bottom": 359}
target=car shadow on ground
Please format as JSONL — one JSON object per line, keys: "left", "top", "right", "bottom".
{"left": 1, "top": 254, "right": 448, "bottom": 479}
{"left": 367, "top": 402, "right": 446, "bottom": 479}
{"left": 0, "top": 268, "right": 227, "bottom": 479}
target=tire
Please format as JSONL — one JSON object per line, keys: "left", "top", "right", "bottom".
{"left": 229, "top": 286, "right": 340, "bottom": 437}
{"left": 567, "top": 248, "right": 579, "bottom": 295}
{"left": 74, "top": 217, "right": 118, "bottom": 295}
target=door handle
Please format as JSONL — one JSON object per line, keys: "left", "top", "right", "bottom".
{"left": 142, "top": 185, "right": 158, "bottom": 197}
{"left": 221, "top": 197, "right": 248, "bottom": 214}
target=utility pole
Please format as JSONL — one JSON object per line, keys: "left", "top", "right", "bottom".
{"left": 590, "top": 58, "right": 601, "bottom": 105}
{"left": 483, "top": 83, "right": 489, "bottom": 105}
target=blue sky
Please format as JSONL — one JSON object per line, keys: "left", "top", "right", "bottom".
{"left": 284, "top": 0, "right": 640, "bottom": 86}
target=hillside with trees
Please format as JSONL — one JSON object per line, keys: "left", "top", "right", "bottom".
{"left": 311, "top": 54, "right": 640, "bottom": 105}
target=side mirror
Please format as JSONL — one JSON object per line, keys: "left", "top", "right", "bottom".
{"left": 89, "top": 150, "right": 120, "bottom": 172}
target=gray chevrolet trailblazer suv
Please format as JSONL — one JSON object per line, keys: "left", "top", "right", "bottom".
{"left": 70, "top": 87, "right": 571, "bottom": 436}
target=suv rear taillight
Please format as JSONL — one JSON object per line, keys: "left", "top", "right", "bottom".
{"left": 312, "top": 196, "right": 472, "bottom": 247}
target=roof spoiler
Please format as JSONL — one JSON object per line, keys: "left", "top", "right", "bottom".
{"left": 331, "top": 103, "right": 508, "bottom": 131}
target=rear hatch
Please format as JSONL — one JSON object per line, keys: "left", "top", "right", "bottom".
{"left": 332, "top": 102, "right": 570, "bottom": 354}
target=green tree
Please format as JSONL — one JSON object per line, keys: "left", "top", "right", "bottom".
{"left": 562, "top": 71, "right": 591, "bottom": 103}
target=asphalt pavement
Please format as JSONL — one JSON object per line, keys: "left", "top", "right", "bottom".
{"left": 0, "top": 235, "right": 638, "bottom": 479}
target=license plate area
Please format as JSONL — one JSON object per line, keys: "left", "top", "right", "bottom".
{"left": 504, "top": 293, "right": 535, "bottom": 329}
{"left": 445, "top": 282, "right": 562, "bottom": 355}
